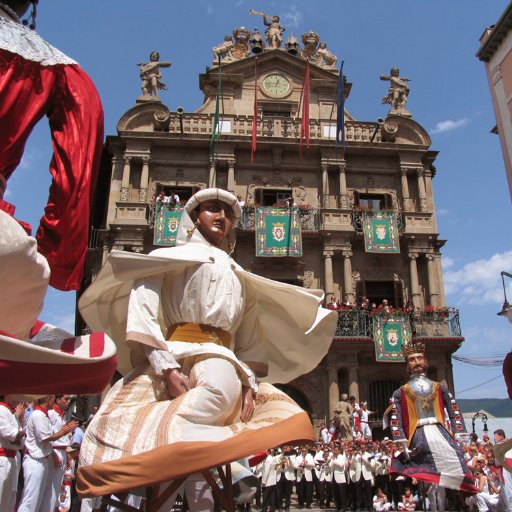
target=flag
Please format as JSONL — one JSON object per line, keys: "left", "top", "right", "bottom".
{"left": 299, "top": 60, "right": 310, "bottom": 157}
{"left": 251, "top": 57, "right": 258, "bottom": 162}
{"left": 210, "top": 56, "right": 222, "bottom": 157}
{"left": 336, "top": 60, "right": 346, "bottom": 155}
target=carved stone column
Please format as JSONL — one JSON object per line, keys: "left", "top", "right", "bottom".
{"left": 139, "top": 156, "right": 150, "bottom": 202}
{"left": 424, "top": 169, "right": 433, "bottom": 211}
{"left": 328, "top": 366, "right": 339, "bottom": 418}
{"left": 348, "top": 366, "right": 359, "bottom": 402}
{"left": 227, "top": 159, "right": 235, "bottom": 193}
{"left": 426, "top": 254, "right": 439, "bottom": 307}
{"left": 209, "top": 159, "right": 216, "bottom": 188}
{"left": 120, "top": 155, "right": 131, "bottom": 202}
{"left": 435, "top": 254, "right": 446, "bottom": 307}
{"left": 343, "top": 251, "right": 354, "bottom": 303}
{"left": 400, "top": 166, "right": 412, "bottom": 211}
{"left": 339, "top": 163, "right": 349, "bottom": 209}
{"left": 323, "top": 250, "right": 334, "bottom": 297}
{"left": 409, "top": 252, "right": 421, "bottom": 307}
{"left": 417, "top": 168, "right": 427, "bottom": 212}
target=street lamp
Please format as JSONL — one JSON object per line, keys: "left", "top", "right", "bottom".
{"left": 497, "top": 271, "right": 512, "bottom": 323}
{"left": 471, "top": 411, "right": 489, "bottom": 435}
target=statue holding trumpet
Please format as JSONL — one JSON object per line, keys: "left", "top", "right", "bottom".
{"left": 249, "top": 9, "right": 285, "bottom": 48}
{"left": 380, "top": 66, "right": 412, "bottom": 113}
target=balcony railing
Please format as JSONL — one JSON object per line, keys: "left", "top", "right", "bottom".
{"left": 351, "top": 210, "right": 404, "bottom": 234}
{"left": 239, "top": 206, "right": 320, "bottom": 231}
{"left": 334, "top": 307, "right": 462, "bottom": 338}
{"left": 166, "top": 113, "right": 381, "bottom": 143}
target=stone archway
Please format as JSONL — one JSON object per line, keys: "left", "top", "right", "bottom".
{"left": 275, "top": 384, "right": 313, "bottom": 416}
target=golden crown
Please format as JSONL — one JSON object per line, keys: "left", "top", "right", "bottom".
{"left": 401, "top": 340, "right": 426, "bottom": 358}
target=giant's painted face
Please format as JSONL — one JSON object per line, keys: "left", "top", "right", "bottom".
{"left": 406, "top": 352, "right": 428, "bottom": 375}
{"left": 192, "top": 199, "right": 234, "bottom": 247}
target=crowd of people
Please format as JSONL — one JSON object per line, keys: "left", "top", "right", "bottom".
{"left": 250, "top": 428, "right": 509, "bottom": 512}
{"left": 1, "top": 387, "right": 509, "bottom": 512}
{"left": 0, "top": 394, "right": 92, "bottom": 512}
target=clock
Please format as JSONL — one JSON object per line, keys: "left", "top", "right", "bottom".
{"left": 261, "top": 73, "right": 291, "bottom": 98}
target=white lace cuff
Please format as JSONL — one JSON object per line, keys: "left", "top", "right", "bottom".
{"left": 238, "top": 362, "right": 259, "bottom": 395}
{"left": 143, "top": 346, "right": 180, "bottom": 375}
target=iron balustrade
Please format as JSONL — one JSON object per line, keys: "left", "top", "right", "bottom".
{"left": 334, "top": 307, "right": 461, "bottom": 338}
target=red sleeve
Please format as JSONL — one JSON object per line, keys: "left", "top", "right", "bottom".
{"left": 36, "top": 64, "right": 104, "bottom": 291}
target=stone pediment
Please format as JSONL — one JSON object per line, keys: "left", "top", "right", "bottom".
{"left": 117, "top": 102, "right": 170, "bottom": 133}
{"left": 380, "top": 115, "right": 432, "bottom": 146}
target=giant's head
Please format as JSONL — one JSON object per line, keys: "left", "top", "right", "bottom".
{"left": 183, "top": 188, "right": 241, "bottom": 252}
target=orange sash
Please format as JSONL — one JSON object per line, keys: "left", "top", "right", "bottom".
{"left": 166, "top": 322, "right": 231, "bottom": 349}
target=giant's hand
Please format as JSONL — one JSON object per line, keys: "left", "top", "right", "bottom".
{"left": 240, "top": 385, "right": 254, "bottom": 423}
{"left": 165, "top": 368, "right": 190, "bottom": 398}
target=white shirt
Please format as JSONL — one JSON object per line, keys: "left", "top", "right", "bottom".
{"left": 24, "top": 408, "right": 53, "bottom": 459}
{"left": 0, "top": 404, "right": 23, "bottom": 452}
{"left": 128, "top": 246, "right": 245, "bottom": 373}
{"left": 48, "top": 407, "right": 70, "bottom": 448}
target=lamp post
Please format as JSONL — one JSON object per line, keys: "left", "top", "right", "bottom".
{"left": 497, "top": 271, "right": 512, "bottom": 323}
{"left": 471, "top": 411, "right": 489, "bottom": 435}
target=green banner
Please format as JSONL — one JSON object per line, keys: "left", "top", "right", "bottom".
{"left": 255, "top": 207, "right": 302, "bottom": 257}
{"left": 362, "top": 211, "right": 400, "bottom": 253}
{"left": 373, "top": 313, "right": 411, "bottom": 362}
{"left": 153, "top": 205, "right": 183, "bottom": 246}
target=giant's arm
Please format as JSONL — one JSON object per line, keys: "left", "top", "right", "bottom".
{"left": 389, "top": 389, "right": 408, "bottom": 444}
{"left": 440, "top": 384, "right": 466, "bottom": 435}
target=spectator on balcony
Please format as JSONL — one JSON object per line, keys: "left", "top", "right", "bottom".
{"left": 168, "top": 190, "right": 180, "bottom": 205}
{"left": 237, "top": 195, "right": 245, "bottom": 208}
{"left": 360, "top": 297, "right": 370, "bottom": 311}
{"left": 328, "top": 296, "right": 338, "bottom": 310}
{"left": 341, "top": 294, "right": 354, "bottom": 309}
{"left": 284, "top": 196, "right": 296, "bottom": 208}
{"left": 378, "top": 299, "right": 391, "bottom": 314}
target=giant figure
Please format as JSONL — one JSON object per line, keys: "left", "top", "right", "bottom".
{"left": 389, "top": 342, "right": 477, "bottom": 494}
{"left": 0, "top": 1, "right": 116, "bottom": 394}
{"left": 76, "top": 188, "right": 337, "bottom": 507}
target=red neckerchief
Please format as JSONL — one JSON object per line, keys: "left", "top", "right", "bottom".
{"left": 53, "top": 405, "right": 65, "bottom": 418}
{"left": 35, "top": 405, "right": 49, "bottom": 418}
{"left": 0, "top": 402, "right": 14, "bottom": 413}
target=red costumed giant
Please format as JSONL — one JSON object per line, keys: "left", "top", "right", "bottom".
{"left": 0, "top": 2, "right": 116, "bottom": 394}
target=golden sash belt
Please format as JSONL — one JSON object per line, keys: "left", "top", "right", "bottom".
{"left": 166, "top": 322, "right": 231, "bottom": 349}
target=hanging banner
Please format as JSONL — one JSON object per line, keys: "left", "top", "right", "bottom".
{"left": 153, "top": 205, "right": 183, "bottom": 246}
{"left": 362, "top": 211, "right": 400, "bottom": 253}
{"left": 255, "top": 207, "right": 302, "bottom": 257}
{"left": 373, "top": 313, "right": 411, "bottom": 362}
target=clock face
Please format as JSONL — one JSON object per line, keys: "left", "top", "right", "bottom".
{"left": 262, "top": 73, "right": 291, "bottom": 98}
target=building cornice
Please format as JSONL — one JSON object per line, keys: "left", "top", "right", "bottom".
{"left": 477, "top": 1, "right": 512, "bottom": 61}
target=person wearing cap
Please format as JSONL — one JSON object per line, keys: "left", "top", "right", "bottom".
{"left": 388, "top": 342, "right": 477, "bottom": 496}
{"left": 76, "top": 188, "right": 337, "bottom": 509}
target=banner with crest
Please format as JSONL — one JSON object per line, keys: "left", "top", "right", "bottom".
{"left": 255, "top": 207, "right": 302, "bottom": 257}
{"left": 362, "top": 211, "right": 400, "bottom": 253}
{"left": 153, "top": 205, "right": 183, "bottom": 246}
{"left": 373, "top": 313, "right": 411, "bottom": 362}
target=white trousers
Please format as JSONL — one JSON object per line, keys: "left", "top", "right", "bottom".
{"left": 0, "top": 453, "right": 20, "bottom": 512}
{"left": 48, "top": 451, "right": 66, "bottom": 512}
{"left": 428, "top": 484, "right": 446, "bottom": 512}
{"left": 18, "top": 455, "right": 53, "bottom": 512}
{"left": 467, "top": 492, "right": 499, "bottom": 512}
{"left": 158, "top": 472, "right": 213, "bottom": 512}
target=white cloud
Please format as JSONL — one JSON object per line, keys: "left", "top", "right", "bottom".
{"left": 442, "top": 256, "right": 455, "bottom": 270}
{"left": 437, "top": 208, "right": 449, "bottom": 216}
{"left": 283, "top": 5, "right": 303, "bottom": 28}
{"left": 444, "top": 250, "right": 512, "bottom": 305}
{"left": 207, "top": 4, "right": 213, "bottom": 15}
{"left": 430, "top": 118, "right": 468, "bottom": 134}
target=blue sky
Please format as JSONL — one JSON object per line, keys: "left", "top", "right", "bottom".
{"left": 7, "top": 1, "right": 512, "bottom": 399}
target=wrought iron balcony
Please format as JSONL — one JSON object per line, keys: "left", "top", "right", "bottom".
{"left": 334, "top": 307, "right": 462, "bottom": 339}
{"left": 238, "top": 206, "right": 320, "bottom": 231}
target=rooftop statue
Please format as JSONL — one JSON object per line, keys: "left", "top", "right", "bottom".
{"left": 249, "top": 10, "right": 285, "bottom": 48}
{"left": 212, "top": 35, "right": 235, "bottom": 63}
{"left": 380, "top": 67, "right": 412, "bottom": 115}
{"left": 137, "top": 51, "right": 171, "bottom": 99}
{"left": 231, "top": 26, "right": 251, "bottom": 60}
{"left": 284, "top": 35, "right": 300, "bottom": 56}
{"left": 317, "top": 42, "right": 337, "bottom": 69}
{"left": 301, "top": 31, "right": 322, "bottom": 65}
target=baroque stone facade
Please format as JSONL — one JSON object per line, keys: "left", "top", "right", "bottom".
{"left": 84, "top": 28, "right": 464, "bottom": 438}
